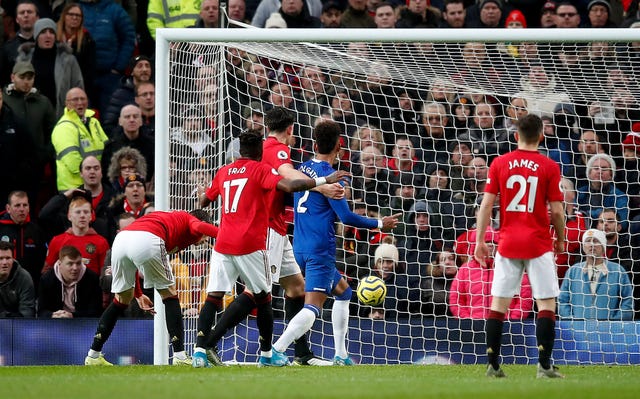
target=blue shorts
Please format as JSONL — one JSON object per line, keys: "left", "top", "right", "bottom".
{"left": 295, "top": 252, "right": 342, "bottom": 296}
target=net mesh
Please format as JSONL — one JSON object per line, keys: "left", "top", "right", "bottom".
{"left": 163, "top": 34, "right": 640, "bottom": 365}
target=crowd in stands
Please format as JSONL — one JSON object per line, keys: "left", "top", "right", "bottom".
{"left": 1, "top": 0, "right": 640, "bottom": 322}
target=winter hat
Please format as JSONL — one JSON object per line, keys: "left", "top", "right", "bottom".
{"left": 129, "top": 55, "right": 152, "bottom": 71}
{"left": 34, "top": 18, "right": 57, "bottom": 39}
{"left": 125, "top": 174, "right": 146, "bottom": 187}
{"left": 505, "top": 10, "right": 527, "bottom": 28}
{"left": 582, "top": 228, "right": 607, "bottom": 248}
{"left": 480, "top": 0, "right": 503, "bottom": 10}
{"left": 412, "top": 200, "right": 428, "bottom": 214}
{"left": 587, "top": 0, "right": 611, "bottom": 13}
{"left": 265, "top": 12, "right": 287, "bottom": 28}
{"left": 622, "top": 132, "right": 640, "bottom": 154}
{"left": 374, "top": 243, "right": 399, "bottom": 264}
{"left": 541, "top": 1, "right": 557, "bottom": 13}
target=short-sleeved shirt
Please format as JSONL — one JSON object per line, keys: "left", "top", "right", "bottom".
{"left": 124, "top": 210, "right": 218, "bottom": 254}
{"left": 206, "top": 158, "right": 283, "bottom": 255}
{"left": 485, "top": 149, "right": 563, "bottom": 259}
{"left": 262, "top": 136, "right": 292, "bottom": 236}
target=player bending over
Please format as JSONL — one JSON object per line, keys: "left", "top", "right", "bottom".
{"left": 271, "top": 120, "right": 399, "bottom": 365}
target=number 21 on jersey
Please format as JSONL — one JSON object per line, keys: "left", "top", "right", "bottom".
{"left": 505, "top": 174, "right": 538, "bottom": 213}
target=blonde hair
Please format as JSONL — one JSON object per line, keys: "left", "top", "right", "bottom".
{"left": 57, "top": 3, "right": 85, "bottom": 53}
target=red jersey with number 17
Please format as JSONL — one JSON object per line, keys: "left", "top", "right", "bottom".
{"left": 205, "top": 158, "right": 283, "bottom": 255}
{"left": 262, "top": 136, "right": 292, "bottom": 236}
{"left": 485, "top": 149, "right": 563, "bottom": 259}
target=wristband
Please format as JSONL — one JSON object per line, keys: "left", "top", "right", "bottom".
{"left": 314, "top": 177, "right": 327, "bottom": 186}
{"left": 377, "top": 220, "right": 383, "bottom": 229}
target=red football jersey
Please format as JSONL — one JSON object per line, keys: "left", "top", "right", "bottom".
{"left": 205, "top": 158, "right": 283, "bottom": 255}
{"left": 262, "top": 136, "right": 292, "bottom": 236}
{"left": 485, "top": 149, "right": 563, "bottom": 259}
{"left": 44, "top": 229, "right": 109, "bottom": 275}
{"left": 124, "top": 210, "right": 219, "bottom": 254}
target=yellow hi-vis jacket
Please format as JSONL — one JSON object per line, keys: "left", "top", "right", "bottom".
{"left": 147, "top": 0, "right": 201, "bottom": 39}
{"left": 51, "top": 108, "right": 108, "bottom": 191}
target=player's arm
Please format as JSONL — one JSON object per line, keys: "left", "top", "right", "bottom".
{"left": 277, "top": 170, "right": 350, "bottom": 193}
{"left": 549, "top": 200, "right": 566, "bottom": 254}
{"left": 278, "top": 163, "right": 344, "bottom": 199}
{"left": 330, "top": 198, "right": 400, "bottom": 231}
{"left": 189, "top": 219, "right": 219, "bottom": 238}
{"left": 473, "top": 192, "right": 496, "bottom": 267}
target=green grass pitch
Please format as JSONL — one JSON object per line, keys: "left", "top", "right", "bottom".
{"left": 1, "top": 365, "right": 638, "bottom": 399}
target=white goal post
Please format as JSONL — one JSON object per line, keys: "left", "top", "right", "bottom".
{"left": 154, "top": 28, "right": 640, "bottom": 366}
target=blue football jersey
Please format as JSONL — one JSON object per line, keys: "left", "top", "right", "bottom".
{"left": 293, "top": 159, "right": 377, "bottom": 256}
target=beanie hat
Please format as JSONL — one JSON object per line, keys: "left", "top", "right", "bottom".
{"left": 622, "top": 132, "right": 640, "bottom": 154}
{"left": 541, "top": 1, "right": 557, "bottom": 13}
{"left": 480, "top": 0, "right": 503, "bottom": 10}
{"left": 582, "top": 228, "right": 607, "bottom": 249}
{"left": 125, "top": 174, "right": 146, "bottom": 187}
{"left": 374, "top": 243, "right": 399, "bottom": 265}
{"left": 265, "top": 12, "right": 287, "bottom": 28}
{"left": 587, "top": 0, "right": 611, "bottom": 13}
{"left": 34, "top": 18, "right": 57, "bottom": 39}
{"left": 505, "top": 10, "right": 527, "bottom": 28}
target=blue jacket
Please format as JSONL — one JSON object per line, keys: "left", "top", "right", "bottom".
{"left": 576, "top": 182, "right": 629, "bottom": 228}
{"left": 559, "top": 260, "right": 634, "bottom": 321}
{"left": 79, "top": 0, "right": 135, "bottom": 73}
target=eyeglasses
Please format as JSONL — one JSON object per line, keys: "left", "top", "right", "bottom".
{"left": 136, "top": 92, "right": 155, "bottom": 98}
{"left": 557, "top": 12, "right": 577, "bottom": 17}
{"left": 67, "top": 12, "right": 82, "bottom": 18}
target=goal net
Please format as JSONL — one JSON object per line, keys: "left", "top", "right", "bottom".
{"left": 155, "top": 28, "right": 640, "bottom": 365}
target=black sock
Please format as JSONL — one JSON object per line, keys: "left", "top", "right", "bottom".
{"left": 163, "top": 296, "right": 184, "bottom": 353}
{"left": 196, "top": 296, "right": 223, "bottom": 348}
{"left": 205, "top": 292, "right": 255, "bottom": 349}
{"left": 256, "top": 294, "right": 274, "bottom": 353}
{"left": 536, "top": 310, "right": 556, "bottom": 369}
{"left": 286, "top": 295, "right": 312, "bottom": 358}
{"left": 485, "top": 311, "right": 505, "bottom": 370}
{"left": 90, "top": 299, "right": 127, "bottom": 351}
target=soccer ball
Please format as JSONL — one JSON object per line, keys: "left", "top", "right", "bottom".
{"left": 356, "top": 275, "right": 387, "bottom": 306}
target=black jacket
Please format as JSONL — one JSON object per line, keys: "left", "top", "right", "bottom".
{"left": 0, "top": 260, "right": 36, "bottom": 318}
{"left": 37, "top": 267, "right": 102, "bottom": 318}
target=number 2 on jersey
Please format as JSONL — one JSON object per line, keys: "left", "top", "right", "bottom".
{"left": 296, "top": 191, "right": 310, "bottom": 213}
{"left": 223, "top": 178, "right": 248, "bottom": 213}
{"left": 505, "top": 174, "right": 538, "bottom": 213}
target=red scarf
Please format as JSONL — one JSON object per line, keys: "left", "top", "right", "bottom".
{"left": 123, "top": 197, "right": 146, "bottom": 217}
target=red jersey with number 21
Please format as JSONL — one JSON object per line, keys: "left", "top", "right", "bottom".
{"left": 205, "top": 158, "right": 283, "bottom": 255}
{"left": 485, "top": 149, "right": 563, "bottom": 259}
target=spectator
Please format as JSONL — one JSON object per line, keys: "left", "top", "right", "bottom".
{"left": 79, "top": 0, "right": 135, "bottom": 117}
{"left": 38, "top": 156, "right": 116, "bottom": 242}
{"left": 42, "top": 195, "right": 110, "bottom": 276}
{"left": 416, "top": 101, "right": 451, "bottom": 165}
{"left": 396, "top": 0, "right": 440, "bottom": 28}
{"left": 229, "top": 0, "right": 250, "bottom": 24}
{"left": 350, "top": 145, "right": 390, "bottom": 210}
{"left": 147, "top": 0, "right": 199, "bottom": 38}
{"left": 361, "top": 243, "right": 421, "bottom": 320}
{"left": 3, "top": 61, "right": 57, "bottom": 208}
{"left": 542, "top": 114, "right": 574, "bottom": 178}
{"left": 105, "top": 146, "right": 149, "bottom": 195}
{"left": 134, "top": 81, "right": 156, "bottom": 135}
{"left": 425, "top": 164, "right": 466, "bottom": 243}
{"left": 56, "top": 3, "right": 96, "bottom": 100}
{"left": 1, "top": 0, "right": 38, "bottom": 86}
{"left": 440, "top": 0, "right": 467, "bottom": 28}
{"left": 349, "top": 124, "right": 385, "bottom": 165}
{"left": 0, "top": 240, "right": 36, "bottom": 318}
{"left": 278, "top": 0, "right": 321, "bottom": 28}
{"left": 421, "top": 249, "right": 458, "bottom": 316}
{"left": 192, "top": 0, "right": 220, "bottom": 28}
{"left": 454, "top": 155, "right": 489, "bottom": 208}
{"left": 584, "top": 0, "right": 618, "bottom": 27}
{"left": 596, "top": 208, "right": 633, "bottom": 273}
{"left": 0, "top": 191, "right": 47, "bottom": 292}
{"left": 252, "top": 0, "right": 322, "bottom": 27}
{"left": 374, "top": 2, "right": 396, "bottom": 28}
{"left": 16, "top": 17, "right": 84, "bottom": 117}
{"left": 513, "top": 65, "right": 571, "bottom": 119}
{"left": 391, "top": 88, "right": 421, "bottom": 138}
{"left": 320, "top": 1, "right": 343, "bottom": 28}
{"left": 0, "top": 86, "right": 32, "bottom": 202}
{"left": 387, "top": 135, "right": 427, "bottom": 191}
{"left": 51, "top": 87, "right": 108, "bottom": 192}
{"left": 554, "top": 177, "right": 587, "bottom": 280}
{"left": 102, "top": 55, "right": 153, "bottom": 136}
{"left": 296, "top": 65, "right": 330, "bottom": 120}
{"left": 504, "top": 9, "right": 527, "bottom": 28}
{"left": 572, "top": 128, "right": 606, "bottom": 187}
{"left": 458, "top": 102, "right": 511, "bottom": 164}
{"left": 449, "top": 231, "right": 534, "bottom": 319}
{"left": 107, "top": 174, "right": 154, "bottom": 230}
{"left": 468, "top": 0, "right": 504, "bottom": 28}
{"left": 540, "top": 1, "right": 557, "bottom": 28}
{"left": 577, "top": 153, "right": 629, "bottom": 229}
{"left": 38, "top": 244, "right": 103, "bottom": 318}
{"left": 328, "top": 87, "right": 364, "bottom": 138}
{"left": 390, "top": 173, "right": 420, "bottom": 214}
{"left": 554, "top": 2, "right": 581, "bottom": 28}
{"left": 448, "top": 140, "right": 474, "bottom": 193}
{"left": 102, "top": 105, "right": 155, "bottom": 183}
{"left": 340, "top": 0, "right": 375, "bottom": 27}
{"left": 617, "top": 130, "right": 640, "bottom": 212}
{"left": 559, "top": 228, "right": 634, "bottom": 320}
{"left": 397, "top": 200, "right": 444, "bottom": 277}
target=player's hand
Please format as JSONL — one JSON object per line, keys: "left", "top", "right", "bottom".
{"left": 474, "top": 242, "right": 489, "bottom": 268}
{"left": 317, "top": 183, "right": 345, "bottom": 199}
{"left": 136, "top": 294, "right": 156, "bottom": 314}
{"left": 325, "top": 170, "right": 351, "bottom": 184}
{"left": 52, "top": 310, "right": 73, "bottom": 318}
{"left": 380, "top": 213, "right": 402, "bottom": 231}
{"left": 553, "top": 239, "right": 565, "bottom": 254}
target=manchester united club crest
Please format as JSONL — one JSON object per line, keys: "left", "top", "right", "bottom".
{"left": 86, "top": 243, "right": 97, "bottom": 255}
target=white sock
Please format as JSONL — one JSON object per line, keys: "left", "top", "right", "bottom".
{"left": 88, "top": 349, "right": 100, "bottom": 358}
{"left": 194, "top": 347, "right": 205, "bottom": 354}
{"left": 174, "top": 351, "right": 187, "bottom": 360}
{"left": 274, "top": 307, "right": 317, "bottom": 352}
{"left": 261, "top": 350, "right": 272, "bottom": 358}
{"left": 332, "top": 300, "right": 350, "bottom": 358}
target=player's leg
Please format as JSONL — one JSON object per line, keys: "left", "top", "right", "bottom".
{"left": 331, "top": 273, "right": 354, "bottom": 365}
{"left": 526, "top": 253, "right": 564, "bottom": 378}
{"left": 486, "top": 253, "right": 525, "bottom": 377}
{"left": 86, "top": 232, "right": 137, "bottom": 365}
